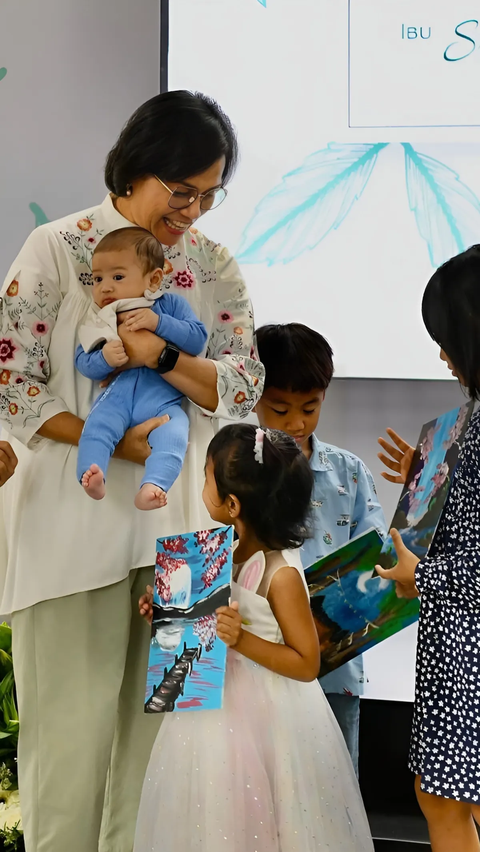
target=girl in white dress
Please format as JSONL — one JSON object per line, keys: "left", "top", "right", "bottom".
{"left": 136, "top": 423, "right": 374, "bottom": 852}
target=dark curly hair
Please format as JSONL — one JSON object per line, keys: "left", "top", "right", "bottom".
{"left": 207, "top": 424, "right": 313, "bottom": 551}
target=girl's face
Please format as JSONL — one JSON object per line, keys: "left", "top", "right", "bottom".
{"left": 115, "top": 158, "right": 226, "bottom": 247}
{"left": 440, "top": 348, "right": 464, "bottom": 383}
{"left": 202, "top": 459, "right": 238, "bottom": 526}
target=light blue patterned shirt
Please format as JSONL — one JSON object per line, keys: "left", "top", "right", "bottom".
{"left": 301, "top": 434, "right": 387, "bottom": 696}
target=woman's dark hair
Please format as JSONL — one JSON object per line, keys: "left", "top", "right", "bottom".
{"left": 207, "top": 423, "right": 313, "bottom": 551}
{"left": 422, "top": 245, "right": 480, "bottom": 399}
{"left": 105, "top": 90, "right": 238, "bottom": 196}
{"left": 255, "top": 323, "right": 334, "bottom": 393}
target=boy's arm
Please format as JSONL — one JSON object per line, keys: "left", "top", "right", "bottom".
{"left": 352, "top": 460, "right": 387, "bottom": 540}
{"left": 75, "top": 344, "right": 116, "bottom": 382}
{"left": 153, "top": 294, "right": 208, "bottom": 356}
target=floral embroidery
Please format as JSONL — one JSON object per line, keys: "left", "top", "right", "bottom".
{"left": 234, "top": 391, "right": 246, "bottom": 404}
{"left": 222, "top": 348, "right": 233, "bottom": 355}
{"left": 0, "top": 370, "right": 10, "bottom": 385}
{"left": 77, "top": 218, "right": 92, "bottom": 232}
{"left": 32, "top": 321, "right": 49, "bottom": 338}
{"left": 60, "top": 213, "right": 104, "bottom": 273}
{"left": 6, "top": 280, "right": 18, "bottom": 297}
{"left": 8, "top": 403, "right": 17, "bottom": 416}
{"left": 173, "top": 270, "right": 195, "bottom": 290}
{"left": 163, "top": 259, "right": 174, "bottom": 277}
{"left": 27, "top": 386, "right": 40, "bottom": 397}
{"left": 79, "top": 272, "right": 93, "bottom": 287}
{"left": 218, "top": 310, "right": 234, "bottom": 323}
{"left": 0, "top": 339, "right": 16, "bottom": 363}
{"left": 234, "top": 326, "right": 244, "bottom": 335}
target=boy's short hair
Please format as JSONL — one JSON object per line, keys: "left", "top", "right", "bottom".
{"left": 93, "top": 227, "right": 164, "bottom": 275}
{"left": 255, "top": 323, "right": 334, "bottom": 393}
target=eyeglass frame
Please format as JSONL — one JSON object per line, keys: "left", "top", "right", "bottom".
{"left": 154, "top": 175, "right": 228, "bottom": 211}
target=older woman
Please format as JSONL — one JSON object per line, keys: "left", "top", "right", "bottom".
{"left": 0, "top": 91, "right": 264, "bottom": 852}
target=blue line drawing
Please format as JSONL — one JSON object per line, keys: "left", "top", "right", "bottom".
{"left": 237, "top": 143, "right": 387, "bottom": 266}
{"left": 29, "top": 203, "right": 50, "bottom": 228}
{"left": 238, "top": 143, "right": 480, "bottom": 269}
{"left": 402, "top": 143, "right": 480, "bottom": 268}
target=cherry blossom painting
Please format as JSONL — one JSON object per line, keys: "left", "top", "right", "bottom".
{"left": 145, "top": 526, "right": 233, "bottom": 714}
{"left": 378, "top": 401, "right": 474, "bottom": 570}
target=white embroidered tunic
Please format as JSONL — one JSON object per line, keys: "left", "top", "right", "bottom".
{"left": 0, "top": 195, "right": 264, "bottom": 613}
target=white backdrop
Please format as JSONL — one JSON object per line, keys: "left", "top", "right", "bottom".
{"left": 169, "top": 0, "right": 480, "bottom": 379}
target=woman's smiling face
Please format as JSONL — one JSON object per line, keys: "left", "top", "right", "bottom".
{"left": 116, "top": 158, "right": 225, "bottom": 247}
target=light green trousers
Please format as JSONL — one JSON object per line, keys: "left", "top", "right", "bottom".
{"left": 11, "top": 566, "right": 161, "bottom": 852}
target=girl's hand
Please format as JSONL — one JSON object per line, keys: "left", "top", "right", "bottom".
{"left": 375, "top": 529, "right": 420, "bottom": 598}
{"left": 103, "top": 339, "right": 129, "bottom": 368}
{"left": 0, "top": 442, "right": 17, "bottom": 486}
{"left": 378, "top": 429, "right": 415, "bottom": 484}
{"left": 121, "top": 308, "right": 159, "bottom": 333}
{"left": 114, "top": 415, "right": 170, "bottom": 465}
{"left": 139, "top": 585, "right": 154, "bottom": 625}
{"left": 216, "top": 602, "right": 242, "bottom": 648}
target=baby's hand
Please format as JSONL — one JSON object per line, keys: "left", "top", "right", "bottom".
{"left": 139, "top": 585, "right": 154, "bottom": 625}
{"left": 103, "top": 339, "right": 129, "bottom": 368}
{"left": 216, "top": 602, "right": 242, "bottom": 648}
{"left": 122, "top": 308, "right": 159, "bottom": 333}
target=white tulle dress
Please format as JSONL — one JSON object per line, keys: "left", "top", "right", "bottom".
{"left": 134, "top": 548, "right": 374, "bottom": 852}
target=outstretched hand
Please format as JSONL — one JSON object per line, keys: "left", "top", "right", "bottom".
{"left": 375, "top": 529, "right": 420, "bottom": 599}
{"left": 377, "top": 429, "right": 415, "bottom": 484}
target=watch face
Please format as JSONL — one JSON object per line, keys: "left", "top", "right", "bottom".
{"left": 157, "top": 344, "right": 180, "bottom": 374}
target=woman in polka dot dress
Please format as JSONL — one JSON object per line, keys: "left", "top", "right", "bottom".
{"left": 377, "top": 246, "right": 480, "bottom": 852}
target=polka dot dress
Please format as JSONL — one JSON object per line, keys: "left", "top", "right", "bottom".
{"left": 410, "top": 409, "right": 480, "bottom": 803}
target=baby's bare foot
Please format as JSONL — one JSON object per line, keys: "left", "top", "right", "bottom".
{"left": 81, "top": 464, "right": 106, "bottom": 500}
{"left": 135, "top": 483, "right": 167, "bottom": 511}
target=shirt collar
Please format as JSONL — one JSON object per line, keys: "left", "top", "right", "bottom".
{"left": 99, "top": 193, "right": 140, "bottom": 231}
{"left": 309, "top": 433, "right": 334, "bottom": 473}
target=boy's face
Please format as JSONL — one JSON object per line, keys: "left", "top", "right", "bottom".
{"left": 92, "top": 247, "right": 162, "bottom": 308}
{"left": 255, "top": 387, "right": 325, "bottom": 457}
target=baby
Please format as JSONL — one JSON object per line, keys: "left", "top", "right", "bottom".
{"left": 75, "top": 227, "right": 207, "bottom": 510}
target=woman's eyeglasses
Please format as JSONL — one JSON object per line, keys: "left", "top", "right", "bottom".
{"left": 154, "top": 176, "right": 227, "bottom": 212}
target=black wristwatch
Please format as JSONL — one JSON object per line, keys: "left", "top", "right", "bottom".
{"left": 156, "top": 343, "right": 180, "bottom": 375}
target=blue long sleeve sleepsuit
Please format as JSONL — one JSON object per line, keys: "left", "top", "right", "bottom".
{"left": 75, "top": 293, "right": 207, "bottom": 493}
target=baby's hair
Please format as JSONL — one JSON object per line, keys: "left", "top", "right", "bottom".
{"left": 207, "top": 423, "right": 313, "bottom": 551}
{"left": 255, "top": 323, "right": 334, "bottom": 393}
{"left": 93, "top": 227, "right": 165, "bottom": 275}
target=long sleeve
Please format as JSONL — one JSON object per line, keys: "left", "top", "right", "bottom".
{"left": 75, "top": 345, "right": 114, "bottom": 382}
{"left": 415, "top": 549, "right": 480, "bottom": 611}
{"left": 0, "top": 226, "right": 69, "bottom": 447}
{"left": 203, "top": 247, "right": 264, "bottom": 420}
{"left": 351, "top": 461, "right": 387, "bottom": 540}
{"left": 155, "top": 294, "right": 208, "bottom": 356}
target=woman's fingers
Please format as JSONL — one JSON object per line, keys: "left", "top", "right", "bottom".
{"left": 385, "top": 428, "right": 412, "bottom": 453}
{"left": 377, "top": 439, "right": 403, "bottom": 465}
{"left": 380, "top": 471, "right": 405, "bottom": 484}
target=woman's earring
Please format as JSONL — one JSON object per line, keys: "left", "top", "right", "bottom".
{"left": 126, "top": 185, "right": 133, "bottom": 197}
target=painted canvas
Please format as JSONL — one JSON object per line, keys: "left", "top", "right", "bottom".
{"left": 304, "top": 529, "right": 419, "bottom": 676}
{"left": 305, "top": 402, "right": 474, "bottom": 674}
{"left": 145, "top": 526, "right": 233, "bottom": 714}
{"left": 378, "top": 401, "right": 474, "bottom": 570}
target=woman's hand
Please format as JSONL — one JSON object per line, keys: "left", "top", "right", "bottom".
{"left": 378, "top": 429, "right": 415, "bottom": 484}
{"left": 0, "top": 442, "right": 18, "bottom": 486}
{"left": 117, "top": 323, "right": 165, "bottom": 370}
{"left": 216, "top": 602, "right": 242, "bottom": 648}
{"left": 114, "top": 415, "right": 169, "bottom": 465}
{"left": 375, "top": 529, "right": 420, "bottom": 599}
{"left": 121, "top": 309, "right": 159, "bottom": 334}
{"left": 139, "top": 585, "right": 154, "bottom": 625}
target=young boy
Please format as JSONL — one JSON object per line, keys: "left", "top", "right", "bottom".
{"left": 255, "top": 322, "right": 386, "bottom": 776}
{"left": 76, "top": 227, "right": 207, "bottom": 510}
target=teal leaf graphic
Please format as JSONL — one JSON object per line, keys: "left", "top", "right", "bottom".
{"left": 29, "top": 203, "right": 50, "bottom": 228}
{"left": 403, "top": 143, "right": 480, "bottom": 267}
{"left": 0, "top": 68, "right": 6, "bottom": 82}
{"left": 257, "top": 0, "right": 267, "bottom": 5}
{"left": 237, "top": 143, "right": 387, "bottom": 265}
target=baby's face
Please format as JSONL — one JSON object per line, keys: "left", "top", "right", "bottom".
{"left": 92, "top": 247, "right": 148, "bottom": 308}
